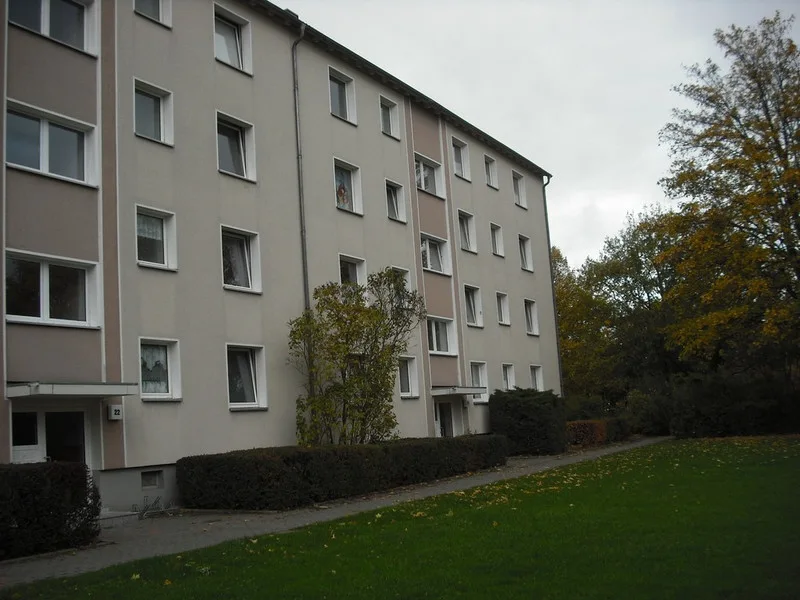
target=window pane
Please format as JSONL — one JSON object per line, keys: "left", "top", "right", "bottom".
{"left": 386, "top": 185, "right": 398, "bottom": 220}
{"left": 520, "top": 239, "right": 528, "bottom": 268}
{"left": 334, "top": 166, "right": 353, "bottom": 211}
{"left": 48, "top": 123, "right": 84, "bottom": 180}
{"left": 49, "top": 264, "right": 86, "bottom": 321}
{"left": 429, "top": 241, "right": 443, "bottom": 272}
{"left": 222, "top": 233, "right": 251, "bottom": 287}
{"left": 426, "top": 321, "right": 434, "bottom": 350}
{"left": 381, "top": 104, "right": 392, "bottom": 134}
{"left": 465, "top": 290, "right": 476, "bottom": 324}
{"left": 435, "top": 322, "right": 448, "bottom": 353}
{"left": 497, "top": 295, "right": 504, "bottom": 321}
{"left": 459, "top": 216, "right": 470, "bottom": 250}
{"left": 135, "top": 0, "right": 160, "bottom": 20}
{"left": 137, "top": 213, "right": 165, "bottom": 264}
{"left": 141, "top": 344, "right": 169, "bottom": 394}
{"left": 217, "top": 122, "right": 245, "bottom": 176}
{"left": 50, "top": 0, "right": 85, "bottom": 49}
{"left": 423, "top": 164, "right": 436, "bottom": 194}
{"left": 330, "top": 77, "right": 347, "bottom": 119}
{"left": 471, "top": 364, "right": 481, "bottom": 387}
{"left": 9, "top": 0, "right": 41, "bottom": 31}
{"left": 135, "top": 90, "right": 162, "bottom": 140}
{"left": 6, "top": 257, "right": 41, "bottom": 317}
{"left": 453, "top": 145, "right": 463, "bottom": 176}
{"left": 513, "top": 176, "right": 521, "bottom": 201}
{"left": 12, "top": 412, "right": 38, "bottom": 446}
{"left": 415, "top": 161, "right": 422, "bottom": 188}
{"left": 215, "top": 17, "right": 242, "bottom": 69}
{"left": 228, "top": 349, "right": 256, "bottom": 403}
{"left": 340, "top": 260, "right": 358, "bottom": 284}
{"left": 7, "top": 112, "right": 41, "bottom": 170}
{"left": 399, "top": 360, "right": 410, "bottom": 394}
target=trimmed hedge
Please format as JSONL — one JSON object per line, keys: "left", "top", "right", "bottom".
{"left": 0, "top": 462, "right": 101, "bottom": 560}
{"left": 489, "top": 389, "right": 566, "bottom": 455}
{"left": 567, "top": 417, "right": 632, "bottom": 446}
{"left": 176, "top": 434, "right": 508, "bottom": 511}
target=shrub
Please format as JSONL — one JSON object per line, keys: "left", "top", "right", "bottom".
{"left": 565, "top": 395, "right": 607, "bottom": 421}
{"left": 0, "top": 462, "right": 101, "bottom": 560}
{"left": 626, "top": 387, "right": 673, "bottom": 435}
{"left": 489, "top": 389, "right": 566, "bottom": 455}
{"left": 606, "top": 416, "right": 632, "bottom": 442}
{"left": 566, "top": 420, "right": 607, "bottom": 445}
{"left": 176, "top": 435, "right": 508, "bottom": 511}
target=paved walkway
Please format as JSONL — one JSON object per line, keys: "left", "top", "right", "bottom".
{"left": 0, "top": 436, "right": 669, "bottom": 588}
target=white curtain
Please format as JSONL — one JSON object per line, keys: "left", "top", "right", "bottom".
{"left": 141, "top": 345, "right": 169, "bottom": 394}
{"left": 228, "top": 350, "right": 256, "bottom": 404}
{"left": 222, "top": 235, "right": 250, "bottom": 287}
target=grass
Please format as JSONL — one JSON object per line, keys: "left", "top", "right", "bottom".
{"left": 4, "top": 436, "right": 799, "bottom": 599}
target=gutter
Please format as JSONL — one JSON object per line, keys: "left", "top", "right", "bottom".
{"left": 291, "top": 22, "right": 310, "bottom": 310}
{"left": 542, "top": 175, "right": 565, "bottom": 396}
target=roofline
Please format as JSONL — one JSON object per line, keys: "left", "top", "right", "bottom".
{"left": 237, "top": 1, "right": 552, "bottom": 179}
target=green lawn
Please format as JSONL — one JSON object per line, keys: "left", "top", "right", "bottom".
{"left": 5, "top": 436, "right": 800, "bottom": 599}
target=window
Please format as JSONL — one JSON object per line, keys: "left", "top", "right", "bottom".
{"left": 390, "top": 266, "right": 411, "bottom": 306}
{"left": 329, "top": 68, "right": 356, "bottom": 123}
{"left": 524, "top": 299, "right": 540, "bottom": 335}
{"left": 6, "top": 109, "right": 91, "bottom": 183}
{"left": 140, "top": 339, "right": 181, "bottom": 400}
{"left": 464, "top": 285, "right": 483, "bottom": 327}
{"left": 496, "top": 292, "right": 510, "bottom": 325}
{"left": 136, "top": 206, "right": 177, "bottom": 269}
{"left": 513, "top": 171, "right": 527, "bottom": 207}
{"left": 12, "top": 412, "right": 38, "bottom": 446}
{"left": 519, "top": 235, "right": 533, "bottom": 271}
{"left": 421, "top": 236, "right": 448, "bottom": 274}
{"left": 398, "top": 357, "right": 418, "bottom": 398}
{"left": 530, "top": 365, "right": 543, "bottom": 391}
{"left": 10, "top": 0, "right": 93, "bottom": 52}
{"left": 222, "top": 227, "right": 260, "bottom": 292}
{"left": 385, "top": 180, "right": 405, "bottom": 222}
{"left": 502, "top": 363, "right": 516, "bottom": 391}
{"left": 452, "top": 138, "right": 470, "bottom": 180}
{"left": 484, "top": 155, "right": 498, "bottom": 188}
{"left": 333, "top": 159, "right": 362, "bottom": 214}
{"left": 458, "top": 211, "right": 476, "bottom": 253}
{"left": 135, "top": 0, "right": 171, "bottom": 26}
{"left": 379, "top": 96, "right": 399, "bottom": 138}
{"left": 226, "top": 345, "right": 267, "bottom": 408}
{"left": 490, "top": 223, "right": 504, "bottom": 256}
{"left": 141, "top": 470, "right": 164, "bottom": 489}
{"left": 214, "top": 6, "right": 251, "bottom": 73}
{"left": 414, "top": 154, "right": 442, "bottom": 197}
{"left": 427, "top": 318, "right": 453, "bottom": 354}
{"left": 217, "top": 112, "right": 255, "bottom": 180}
{"left": 470, "top": 361, "right": 488, "bottom": 402}
{"left": 339, "top": 254, "right": 366, "bottom": 286}
{"left": 6, "top": 254, "right": 96, "bottom": 325}
{"left": 134, "top": 80, "right": 173, "bottom": 145}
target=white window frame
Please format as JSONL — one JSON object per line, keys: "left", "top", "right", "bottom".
{"left": 398, "top": 356, "right": 419, "bottom": 398}
{"left": 216, "top": 110, "right": 256, "bottom": 181}
{"left": 502, "top": 363, "right": 516, "bottom": 391}
{"left": 213, "top": 4, "right": 252, "bottom": 74}
{"left": 385, "top": 178, "right": 405, "bottom": 223}
{"left": 136, "top": 205, "right": 177, "bottom": 271}
{"left": 464, "top": 284, "right": 483, "bottom": 327}
{"left": 458, "top": 210, "right": 477, "bottom": 253}
{"left": 524, "top": 298, "right": 540, "bottom": 335}
{"left": 9, "top": 0, "right": 99, "bottom": 54}
{"left": 329, "top": 66, "right": 357, "bottom": 124}
{"left": 332, "top": 157, "right": 363, "bottom": 215}
{"left": 512, "top": 171, "right": 527, "bottom": 208}
{"left": 225, "top": 343, "right": 268, "bottom": 410}
{"left": 220, "top": 225, "right": 261, "bottom": 293}
{"left": 390, "top": 265, "right": 412, "bottom": 289}
{"left": 484, "top": 155, "right": 498, "bottom": 189}
{"left": 451, "top": 137, "right": 470, "bottom": 181}
{"left": 519, "top": 234, "right": 533, "bottom": 272}
{"left": 427, "top": 317, "right": 456, "bottom": 356}
{"left": 470, "top": 361, "right": 489, "bottom": 403}
{"left": 338, "top": 253, "right": 367, "bottom": 286}
{"left": 490, "top": 223, "right": 505, "bottom": 257}
{"left": 134, "top": 0, "right": 172, "bottom": 28}
{"left": 139, "top": 337, "right": 182, "bottom": 401}
{"left": 379, "top": 95, "right": 399, "bottom": 138}
{"left": 530, "top": 365, "right": 544, "bottom": 391}
{"left": 414, "top": 153, "right": 444, "bottom": 198}
{"left": 133, "top": 78, "right": 174, "bottom": 146}
{"left": 496, "top": 292, "right": 510, "bottom": 326}
{"left": 5, "top": 249, "right": 99, "bottom": 328}
{"left": 6, "top": 100, "right": 97, "bottom": 186}
{"left": 420, "top": 234, "right": 450, "bottom": 275}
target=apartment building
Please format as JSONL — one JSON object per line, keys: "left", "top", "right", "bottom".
{"left": 1, "top": 0, "right": 560, "bottom": 511}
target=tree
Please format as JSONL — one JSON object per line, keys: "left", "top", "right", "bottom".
{"left": 288, "top": 268, "right": 426, "bottom": 446}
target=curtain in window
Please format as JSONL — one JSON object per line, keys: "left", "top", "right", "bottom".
{"left": 423, "top": 163, "right": 435, "bottom": 193}
{"left": 137, "top": 213, "right": 165, "bottom": 264}
{"left": 454, "top": 146, "right": 463, "bottom": 176}
{"left": 434, "top": 322, "right": 448, "bottom": 353}
{"left": 141, "top": 345, "right": 169, "bottom": 394}
{"left": 497, "top": 295, "right": 505, "bottom": 321}
{"left": 386, "top": 185, "right": 399, "bottom": 219}
{"left": 415, "top": 161, "right": 422, "bottom": 188}
{"left": 471, "top": 364, "right": 481, "bottom": 387}
{"left": 49, "top": 265, "right": 86, "bottom": 321}
{"left": 335, "top": 166, "right": 352, "bottom": 211}
{"left": 217, "top": 123, "right": 245, "bottom": 176}
{"left": 460, "top": 217, "right": 471, "bottom": 250}
{"left": 465, "top": 291, "right": 476, "bottom": 324}
{"left": 519, "top": 239, "right": 529, "bottom": 269}
{"left": 222, "top": 234, "right": 250, "bottom": 287}
{"left": 228, "top": 349, "right": 256, "bottom": 403}
{"left": 399, "top": 360, "right": 410, "bottom": 394}
{"left": 429, "top": 242, "right": 443, "bottom": 272}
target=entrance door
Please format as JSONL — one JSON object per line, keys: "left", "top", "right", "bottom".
{"left": 45, "top": 412, "right": 85, "bottom": 463}
{"left": 438, "top": 402, "right": 453, "bottom": 438}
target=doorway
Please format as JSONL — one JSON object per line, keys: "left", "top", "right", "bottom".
{"left": 438, "top": 402, "right": 453, "bottom": 438}
{"left": 45, "top": 412, "right": 85, "bottom": 462}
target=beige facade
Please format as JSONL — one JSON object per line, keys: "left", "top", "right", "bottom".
{"left": 2, "top": 0, "right": 559, "bottom": 511}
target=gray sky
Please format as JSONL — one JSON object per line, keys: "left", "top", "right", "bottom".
{"left": 282, "top": 0, "right": 798, "bottom": 268}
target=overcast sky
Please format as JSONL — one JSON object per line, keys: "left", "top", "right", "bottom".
{"left": 283, "top": 0, "right": 798, "bottom": 267}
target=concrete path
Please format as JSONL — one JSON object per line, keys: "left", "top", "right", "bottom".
{"left": 0, "top": 436, "right": 670, "bottom": 589}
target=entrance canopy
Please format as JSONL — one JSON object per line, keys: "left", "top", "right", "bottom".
{"left": 7, "top": 382, "right": 139, "bottom": 399}
{"left": 431, "top": 385, "right": 486, "bottom": 397}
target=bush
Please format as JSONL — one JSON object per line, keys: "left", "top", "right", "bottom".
{"left": 626, "top": 387, "right": 673, "bottom": 435}
{"left": 0, "top": 462, "right": 101, "bottom": 560}
{"left": 176, "top": 435, "right": 508, "bottom": 511}
{"left": 565, "top": 395, "right": 607, "bottom": 421}
{"left": 606, "top": 416, "right": 632, "bottom": 442}
{"left": 566, "top": 420, "right": 607, "bottom": 445}
{"left": 489, "top": 389, "right": 566, "bottom": 455}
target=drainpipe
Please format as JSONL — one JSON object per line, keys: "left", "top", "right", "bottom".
{"left": 542, "top": 174, "right": 565, "bottom": 397}
{"left": 292, "top": 23, "right": 310, "bottom": 310}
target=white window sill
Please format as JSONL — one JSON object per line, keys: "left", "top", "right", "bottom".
{"left": 336, "top": 206, "right": 364, "bottom": 217}
{"left": 429, "top": 351, "right": 458, "bottom": 357}
{"left": 229, "top": 405, "right": 269, "bottom": 412}
{"left": 218, "top": 169, "right": 257, "bottom": 184}
{"left": 454, "top": 173, "right": 471, "bottom": 183}
{"left": 487, "top": 183, "right": 500, "bottom": 191}
{"left": 498, "top": 321, "right": 511, "bottom": 327}
{"left": 6, "top": 316, "right": 100, "bottom": 330}
{"left": 215, "top": 57, "right": 253, "bottom": 77}
{"left": 492, "top": 252, "right": 505, "bottom": 258}
{"left": 138, "top": 261, "right": 178, "bottom": 272}
{"left": 521, "top": 267, "right": 534, "bottom": 273}
{"left": 134, "top": 10, "right": 173, "bottom": 29}
{"left": 466, "top": 323, "right": 484, "bottom": 329}
{"left": 515, "top": 203, "right": 528, "bottom": 210}
{"left": 141, "top": 396, "right": 182, "bottom": 403}
{"left": 388, "top": 216, "right": 407, "bottom": 224}
{"left": 527, "top": 332, "right": 541, "bottom": 338}
{"left": 416, "top": 187, "right": 446, "bottom": 201}
{"left": 134, "top": 132, "right": 175, "bottom": 148}
{"left": 382, "top": 131, "right": 401, "bottom": 142}
{"left": 461, "top": 247, "right": 478, "bottom": 255}
{"left": 8, "top": 22, "right": 98, "bottom": 58}
{"left": 330, "top": 113, "right": 357, "bottom": 127}
{"left": 223, "top": 284, "right": 262, "bottom": 295}
{"left": 422, "top": 267, "right": 452, "bottom": 277}
{"left": 7, "top": 163, "right": 98, "bottom": 189}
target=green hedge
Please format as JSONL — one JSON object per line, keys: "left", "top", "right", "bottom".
{"left": 0, "top": 462, "right": 101, "bottom": 560}
{"left": 489, "top": 389, "right": 566, "bottom": 455}
{"left": 176, "top": 435, "right": 508, "bottom": 510}
{"left": 567, "top": 417, "right": 632, "bottom": 446}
